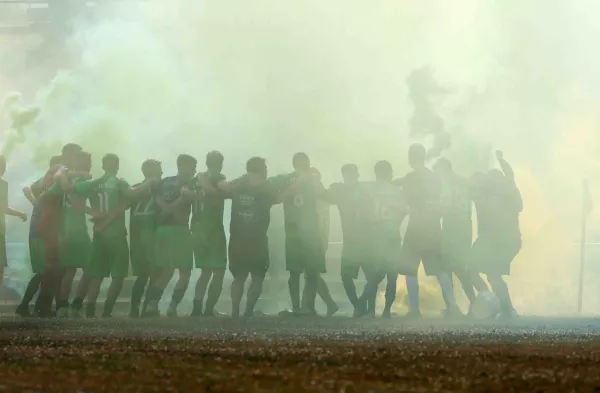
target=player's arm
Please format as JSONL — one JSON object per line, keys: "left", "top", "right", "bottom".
{"left": 496, "top": 150, "right": 515, "bottom": 182}
{"left": 23, "top": 184, "right": 37, "bottom": 206}
{"left": 127, "top": 179, "right": 157, "bottom": 200}
{"left": 216, "top": 174, "right": 248, "bottom": 194}
{"left": 278, "top": 173, "right": 313, "bottom": 201}
{"left": 391, "top": 176, "right": 406, "bottom": 187}
{"left": 70, "top": 196, "right": 105, "bottom": 218}
{"left": 0, "top": 184, "right": 26, "bottom": 221}
{"left": 74, "top": 174, "right": 108, "bottom": 195}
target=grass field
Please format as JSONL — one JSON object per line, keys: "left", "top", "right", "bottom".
{"left": 1, "top": 316, "right": 600, "bottom": 392}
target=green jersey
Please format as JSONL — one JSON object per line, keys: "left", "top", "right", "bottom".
{"left": 190, "top": 173, "right": 227, "bottom": 231}
{"left": 76, "top": 174, "right": 131, "bottom": 238}
{"left": 130, "top": 181, "right": 158, "bottom": 235}
{"left": 440, "top": 176, "right": 472, "bottom": 239}
{"left": 49, "top": 177, "right": 89, "bottom": 238}
{"left": 270, "top": 172, "right": 320, "bottom": 239}
{"left": 0, "top": 179, "right": 7, "bottom": 237}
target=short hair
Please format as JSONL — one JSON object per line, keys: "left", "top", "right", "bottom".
{"left": 206, "top": 151, "right": 224, "bottom": 165}
{"left": 76, "top": 151, "right": 92, "bottom": 171}
{"left": 142, "top": 159, "right": 161, "bottom": 178}
{"left": 49, "top": 155, "right": 62, "bottom": 167}
{"left": 408, "top": 143, "right": 427, "bottom": 162}
{"left": 61, "top": 143, "right": 82, "bottom": 157}
{"left": 292, "top": 152, "right": 310, "bottom": 169}
{"left": 177, "top": 154, "right": 197, "bottom": 170}
{"left": 246, "top": 157, "right": 266, "bottom": 174}
{"left": 102, "top": 153, "right": 119, "bottom": 168}
{"left": 341, "top": 164, "right": 358, "bottom": 174}
{"left": 374, "top": 160, "right": 392, "bottom": 177}
{"left": 433, "top": 157, "right": 452, "bottom": 172}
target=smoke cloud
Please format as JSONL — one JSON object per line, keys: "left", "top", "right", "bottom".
{"left": 2, "top": 0, "right": 600, "bottom": 315}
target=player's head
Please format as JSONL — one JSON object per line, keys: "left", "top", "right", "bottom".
{"left": 49, "top": 155, "right": 62, "bottom": 168}
{"left": 0, "top": 155, "right": 6, "bottom": 177}
{"left": 61, "top": 143, "right": 82, "bottom": 169}
{"left": 292, "top": 152, "right": 310, "bottom": 172}
{"left": 246, "top": 156, "right": 267, "bottom": 179}
{"left": 75, "top": 151, "right": 92, "bottom": 172}
{"left": 177, "top": 154, "right": 197, "bottom": 180}
{"left": 374, "top": 160, "right": 393, "bottom": 181}
{"left": 408, "top": 143, "right": 427, "bottom": 169}
{"left": 341, "top": 164, "right": 359, "bottom": 184}
{"left": 206, "top": 151, "right": 224, "bottom": 174}
{"left": 142, "top": 159, "right": 163, "bottom": 180}
{"left": 433, "top": 157, "right": 452, "bottom": 177}
{"left": 102, "top": 153, "right": 119, "bottom": 175}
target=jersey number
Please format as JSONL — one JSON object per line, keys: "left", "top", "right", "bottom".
{"left": 98, "top": 192, "right": 110, "bottom": 213}
{"left": 293, "top": 195, "right": 304, "bottom": 207}
{"left": 134, "top": 199, "right": 154, "bottom": 216}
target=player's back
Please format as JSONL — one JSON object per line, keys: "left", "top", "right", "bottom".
{"left": 440, "top": 175, "right": 472, "bottom": 235}
{"left": 402, "top": 167, "right": 442, "bottom": 238}
{"left": 270, "top": 172, "right": 319, "bottom": 236}
{"left": 87, "top": 175, "right": 129, "bottom": 237}
{"left": 230, "top": 179, "right": 275, "bottom": 239}
{"left": 130, "top": 182, "right": 158, "bottom": 234}
{"left": 154, "top": 175, "right": 191, "bottom": 227}
{"left": 61, "top": 176, "right": 89, "bottom": 237}
{"left": 363, "top": 181, "right": 406, "bottom": 241}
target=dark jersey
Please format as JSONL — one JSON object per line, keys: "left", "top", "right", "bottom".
{"left": 229, "top": 179, "right": 277, "bottom": 239}
{"left": 190, "top": 173, "right": 227, "bottom": 231}
{"left": 38, "top": 164, "right": 65, "bottom": 233}
{"left": 402, "top": 167, "right": 442, "bottom": 244}
{"left": 28, "top": 176, "right": 46, "bottom": 238}
{"left": 328, "top": 182, "right": 367, "bottom": 246}
{"left": 270, "top": 172, "right": 320, "bottom": 239}
{"left": 363, "top": 181, "right": 407, "bottom": 241}
{"left": 130, "top": 181, "right": 159, "bottom": 236}
{"left": 152, "top": 175, "right": 192, "bottom": 227}
{"left": 476, "top": 180, "right": 522, "bottom": 240}
{"left": 440, "top": 175, "right": 472, "bottom": 238}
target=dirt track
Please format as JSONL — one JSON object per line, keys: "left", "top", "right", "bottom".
{"left": 1, "top": 317, "right": 600, "bottom": 392}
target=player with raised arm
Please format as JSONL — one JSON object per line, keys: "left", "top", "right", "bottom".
{"left": 0, "top": 155, "right": 28, "bottom": 288}
{"left": 143, "top": 154, "right": 196, "bottom": 317}
{"left": 271, "top": 153, "right": 326, "bottom": 316}
{"left": 396, "top": 144, "right": 462, "bottom": 319}
{"left": 189, "top": 151, "right": 228, "bottom": 318}
{"left": 361, "top": 161, "right": 407, "bottom": 318}
{"left": 327, "top": 164, "right": 369, "bottom": 316}
{"left": 470, "top": 151, "right": 522, "bottom": 319}
{"left": 128, "top": 159, "right": 162, "bottom": 318}
{"left": 213, "top": 157, "right": 277, "bottom": 317}
{"left": 15, "top": 155, "right": 61, "bottom": 317}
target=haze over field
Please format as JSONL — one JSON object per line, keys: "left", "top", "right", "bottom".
{"left": 1, "top": 0, "right": 600, "bottom": 315}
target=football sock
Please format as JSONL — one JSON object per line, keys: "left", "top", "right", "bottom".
{"left": 405, "top": 275, "right": 420, "bottom": 313}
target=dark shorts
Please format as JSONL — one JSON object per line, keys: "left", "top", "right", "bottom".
{"left": 228, "top": 235, "right": 269, "bottom": 278}
{"left": 155, "top": 226, "right": 193, "bottom": 270}
{"left": 285, "top": 235, "right": 326, "bottom": 274}
{"left": 192, "top": 226, "right": 227, "bottom": 269}
{"left": 130, "top": 229, "right": 155, "bottom": 276}
{"left": 364, "top": 237, "right": 402, "bottom": 274}
{"left": 29, "top": 236, "right": 46, "bottom": 274}
{"left": 471, "top": 236, "right": 521, "bottom": 276}
{"left": 340, "top": 244, "right": 368, "bottom": 279}
{"left": 398, "top": 238, "right": 444, "bottom": 277}
{"left": 86, "top": 234, "right": 130, "bottom": 278}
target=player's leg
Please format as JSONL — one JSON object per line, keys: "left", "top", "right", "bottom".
{"left": 302, "top": 270, "right": 319, "bottom": 314}
{"left": 144, "top": 267, "right": 174, "bottom": 316}
{"left": 57, "top": 267, "right": 76, "bottom": 317}
{"left": 230, "top": 269, "right": 248, "bottom": 318}
{"left": 404, "top": 275, "right": 420, "bottom": 316}
{"left": 102, "top": 236, "right": 129, "bottom": 317}
{"left": 192, "top": 268, "right": 212, "bottom": 316}
{"left": 340, "top": 257, "right": 360, "bottom": 314}
{"left": 70, "top": 272, "right": 91, "bottom": 318}
{"left": 316, "top": 276, "right": 338, "bottom": 316}
{"left": 168, "top": 268, "right": 191, "bottom": 317}
{"left": 16, "top": 274, "right": 42, "bottom": 317}
{"left": 284, "top": 236, "right": 304, "bottom": 313}
{"left": 245, "top": 271, "right": 265, "bottom": 318}
{"left": 103, "top": 277, "right": 124, "bottom": 318}
{"left": 287, "top": 271, "right": 301, "bottom": 312}
{"left": 486, "top": 274, "right": 514, "bottom": 318}
{"left": 85, "top": 277, "right": 104, "bottom": 318}
{"left": 382, "top": 272, "right": 398, "bottom": 318}
{"left": 37, "top": 229, "right": 61, "bottom": 317}
{"left": 130, "top": 275, "right": 149, "bottom": 317}
{"left": 361, "top": 266, "right": 384, "bottom": 317}
{"left": 204, "top": 268, "right": 225, "bottom": 316}
{"left": 398, "top": 242, "right": 422, "bottom": 318}
{"left": 452, "top": 266, "right": 477, "bottom": 306}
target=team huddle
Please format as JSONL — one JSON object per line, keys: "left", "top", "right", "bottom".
{"left": 3, "top": 141, "right": 523, "bottom": 320}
